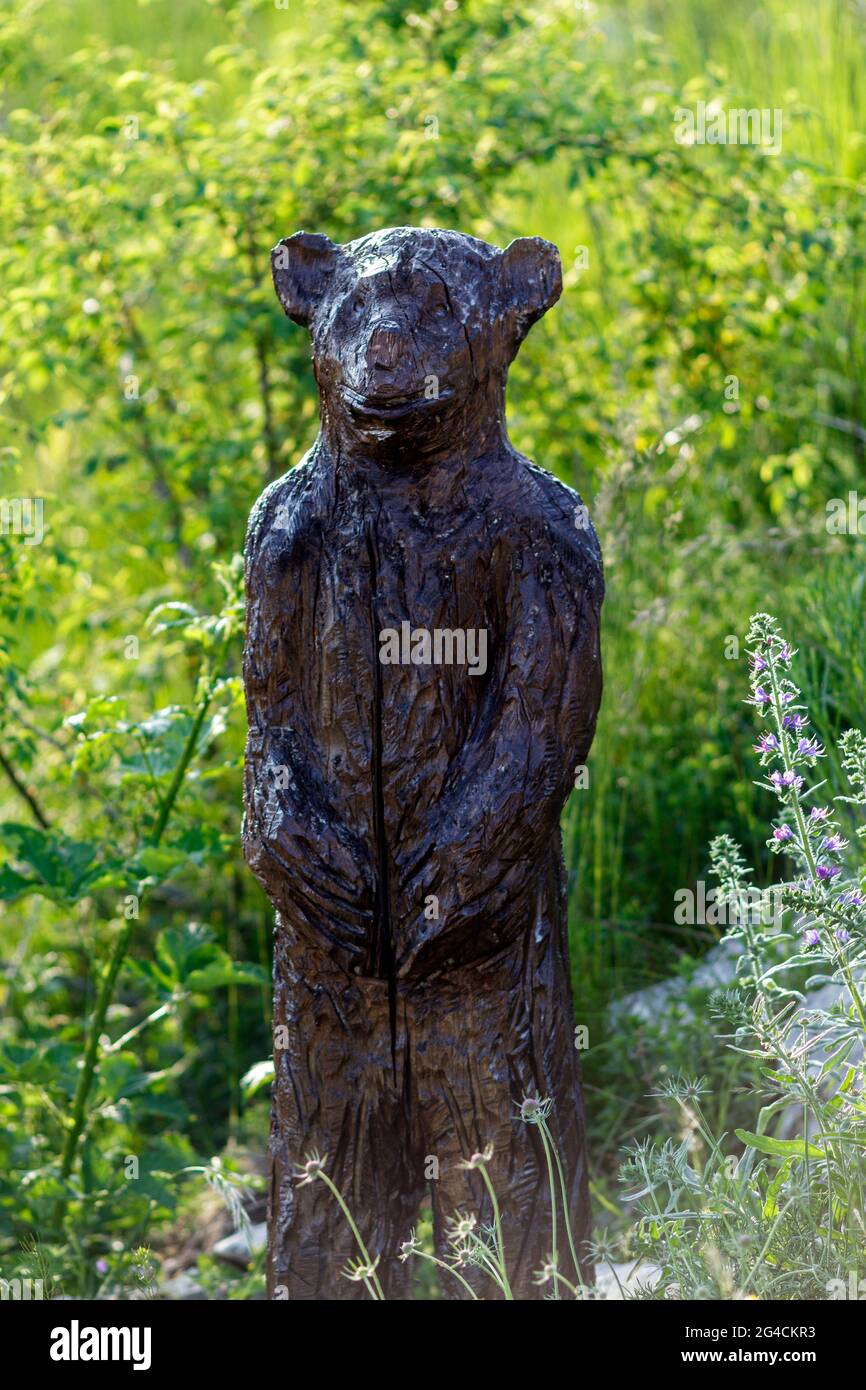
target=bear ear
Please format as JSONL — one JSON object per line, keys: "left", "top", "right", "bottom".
{"left": 499, "top": 236, "right": 562, "bottom": 349}
{"left": 271, "top": 231, "right": 342, "bottom": 328}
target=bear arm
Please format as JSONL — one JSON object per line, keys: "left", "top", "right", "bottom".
{"left": 396, "top": 539, "right": 602, "bottom": 975}
{"left": 242, "top": 725, "right": 374, "bottom": 954}
{"left": 242, "top": 493, "right": 374, "bottom": 955}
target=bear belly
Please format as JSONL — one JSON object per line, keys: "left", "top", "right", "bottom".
{"left": 292, "top": 547, "right": 495, "bottom": 974}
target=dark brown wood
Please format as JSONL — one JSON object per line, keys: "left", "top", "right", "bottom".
{"left": 243, "top": 226, "right": 603, "bottom": 1299}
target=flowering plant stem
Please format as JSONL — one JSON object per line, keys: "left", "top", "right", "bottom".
{"left": 317, "top": 1171, "right": 385, "bottom": 1300}
{"left": 54, "top": 658, "right": 222, "bottom": 1229}
{"left": 763, "top": 641, "right": 866, "bottom": 1032}
{"left": 478, "top": 1163, "right": 513, "bottom": 1299}
{"left": 550, "top": 1270, "right": 582, "bottom": 1297}
{"left": 541, "top": 1116, "right": 585, "bottom": 1291}
{"left": 537, "top": 1121, "right": 559, "bottom": 1297}
{"left": 411, "top": 1251, "right": 479, "bottom": 1299}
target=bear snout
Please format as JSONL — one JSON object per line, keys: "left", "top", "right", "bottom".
{"left": 367, "top": 321, "right": 404, "bottom": 372}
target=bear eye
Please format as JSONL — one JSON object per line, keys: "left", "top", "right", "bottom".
{"left": 431, "top": 299, "right": 449, "bottom": 320}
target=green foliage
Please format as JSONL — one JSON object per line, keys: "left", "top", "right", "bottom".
{"left": 622, "top": 619, "right": 866, "bottom": 1300}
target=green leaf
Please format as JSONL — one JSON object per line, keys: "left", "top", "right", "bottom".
{"left": 0, "top": 822, "right": 118, "bottom": 904}
{"left": 735, "top": 1129, "right": 825, "bottom": 1161}
{"left": 184, "top": 952, "right": 268, "bottom": 992}
{"left": 130, "top": 845, "right": 188, "bottom": 880}
{"left": 130, "top": 924, "right": 267, "bottom": 998}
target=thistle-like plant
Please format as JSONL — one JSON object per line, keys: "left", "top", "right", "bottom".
{"left": 619, "top": 613, "right": 866, "bottom": 1300}
{"left": 745, "top": 612, "right": 866, "bottom": 1026}
{"left": 303, "top": 1096, "right": 589, "bottom": 1300}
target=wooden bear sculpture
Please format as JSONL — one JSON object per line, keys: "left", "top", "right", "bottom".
{"left": 242, "top": 226, "right": 603, "bottom": 1299}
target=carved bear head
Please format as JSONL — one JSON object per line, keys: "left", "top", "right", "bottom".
{"left": 271, "top": 226, "right": 561, "bottom": 463}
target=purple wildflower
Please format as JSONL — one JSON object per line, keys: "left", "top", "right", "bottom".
{"left": 773, "top": 824, "right": 793, "bottom": 842}
{"left": 809, "top": 807, "right": 830, "bottom": 823}
{"left": 753, "top": 686, "right": 771, "bottom": 705}
{"left": 821, "top": 835, "right": 844, "bottom": 852}
{"left": 796, "top": 737, "right": 821, "bottom": 758}
{"left": 816, "top": 863, "right": 841, "bottom": 881}
{"left": 756, "top": 733, "right": 778, "bottom": 753}
{"left": 839, "top": 890, "right": 865, "bottom": 908}
{"left": 803, "top": 929, "right": 820, "bottom": 947}
{"left": 783, "top": 713, "right": 807, "bottom": 732}
{"left": 770, "top": 769, "right": 803, "bottom": 790}
{"left": 751, "top": 652, "right": 767, "bottom": 673}
{"left": 835, "top": 928, "right": 851, "bottom": 946}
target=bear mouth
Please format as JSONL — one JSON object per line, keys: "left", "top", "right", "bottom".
{"left": 340, "top": 385, "right": 454, "bottom": 419}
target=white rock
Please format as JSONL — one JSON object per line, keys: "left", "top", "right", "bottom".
{"left": 610, "top": 939, "right": 743, "bottom": 1025}
{"left": 160, "top": 1271, "right": 207, "bottom": 1301}
{"left": 213, "top": 1222, "right": 267, "bottom": 1268}
{"left": 595, "top": 1259, "right": 661, "bottom": 1300}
